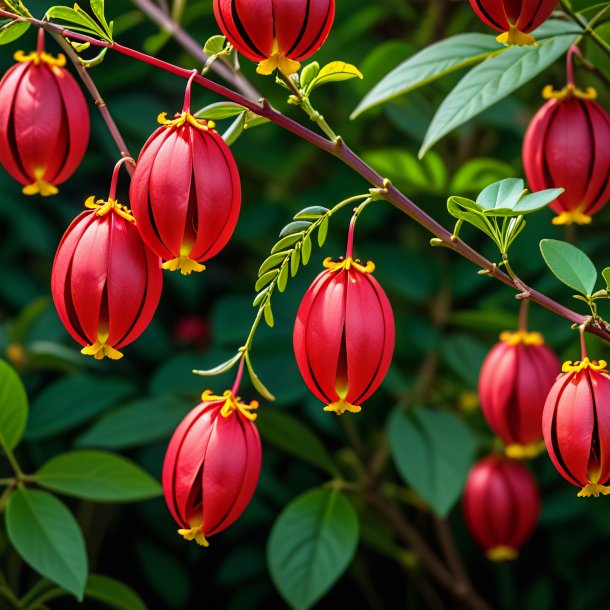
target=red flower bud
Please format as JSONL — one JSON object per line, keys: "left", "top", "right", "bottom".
{"left": 213, "top": 0, "right": 335, "bottom": 76}
{"left": 0, "top": 33, "right": 89, "bottom": 196}
{"left": 523, "top": 86, "right": 610, "bottom": 225}
{"left": 162, "top": 390, "right": 261, "bottom": 546}
{"left": 293, "top": 256, "right": 394, "bottom": 415}
{"left": 542, "top": 357, "right": 610, "bottom": 497}
{"left": 130, "top": 77, "right": 241, "bottom": 276}
{"left": 479, "top": 330, "right": 560, "bottom": 458}
{"left": 51, "top": 161, "right": 162, "bottom": 360}
{"left": 463, "top": 454, "right": 540, "bottom": 561}
{"left": 469, "top": 0, "right": 557, "bottom": 45}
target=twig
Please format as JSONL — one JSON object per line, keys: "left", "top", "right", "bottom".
{"left": 434, "top": 517, "right": 472, "bottom": 589}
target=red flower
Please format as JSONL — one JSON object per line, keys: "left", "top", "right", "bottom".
{"left": 463, "top": 454, "right": 540, "bottom": 561}
{"left": 162, "top": 389, "right": 261, "bottom": 546}
{"left": 130, "top": 76, "right": 241, "bottom": 275}
{"left": 469, "top": 0, "right": 557, "bottom": 45}
{"left": 213, "top": 0, "right": 335, "bottom": 76}
{"left": 542, "top": 357, "right": 610, "bottom": 497}
{"left": 51, "top": 161, "right": 162, "bottom": 360}
{"left": 0, "top": 32, "right": 89, "bottom": 196}
{"left": 479, "top": 330, "right": 560, "bottom": 458}
{"left": 523, "top": 84, "right": 610, "bottom": 225}
{"left": 293, "top": 256, "right": 394, "bottom": 414}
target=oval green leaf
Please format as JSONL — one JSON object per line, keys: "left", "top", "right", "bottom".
{"left": 540, "top": 239, "right": 598, "bottom": 296}
{"left": 389, "top": 406, "right": 478, "bottom": 517}
{"left": 36, "top": 450, "right": 162, "bottom": 502}
{"left": 306, "top": 61, "right": 363, "bottom": 94}
{"left": 267, "top": 489, "right": 359, "bottom": 610}
{"left": 6, "top": 488, "right": 88, "bottom": 600}
{"left": 86, "top": 574, "right": 148, "bottom": 610}
{"left": 419, "top": 34, "right": 577, "bottom": 157}
{"left": 0, "top": 359, "right": 28, "bottom": 451}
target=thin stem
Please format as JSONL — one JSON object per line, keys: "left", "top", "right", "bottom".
{"left": 108, "top": 157, "right": 136, "bottom": 201}
{"left": 3, "top": 11, "right": 609, "bottom": 343}
{"left": 37, "top": 26, "right": 45, "bottom": 54}
{"left": 128, "top": 0, "right": 261, "bottom": 100}
{"left": 518, "top": 298, "right": 530, "bottom": 332}
{"left": 580, "top": 323, "right": 588, "bottom": 359}
{"left": 566, "top": 45, "right": 580, "bottom": 86}
{"left": 560, "top": 0, "right": 610, "bottom": 57}
{"left": 0, "top": 437, "right": 23, "bottom": 479}
{"left": 231, "top": 356, "right": 246, "bottom": 395}
{"left": 47, "top": 30, "right": 134, "bottom": 172}
{"left": 182, "top": 69, "right": 198, "bottom": 112}
{"left": 434, "top": 517, "right": 472, "bottom": 589}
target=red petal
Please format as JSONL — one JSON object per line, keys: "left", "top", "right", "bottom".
{"left": 468, "top": 0, "right": 508, "bottom": 33}
{"left": 279, "top": 0, "right": 335, "bottom": 61}
{"left": 581, "top": 100, "right": 610, "bottom": 216}
{"left": 591, "top": 371, "right": 610, "bottom": 484}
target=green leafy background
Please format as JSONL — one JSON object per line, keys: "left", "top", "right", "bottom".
{"left": 1, "top": 0, "right": 610, "bottom": 608}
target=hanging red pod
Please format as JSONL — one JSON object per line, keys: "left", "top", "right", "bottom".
{"left": 469, "top": 0, "right": 558, "bottom": 45}
{"left": 523, "top": 47, "right": 610, "bottom": 226}
{"left": 51, "top": 159, "right": 162, "bottom": 360}
{"left": 162, "top": 366, "right": 261, "bottom": 547}
{"left": 479, "top": 329, "right": 560, "bottom": 458}
{"left": 293, "top": 223, "right": 395, "bottom": 414}
{"left": 130, "top": 72, "right": 241, "bottom": 276}
{"left": 542, "top": 352, "right": 610, "bottom": 498}
{"left": 213, "top": 0, "right": 335, "bottom": 76}
{"left": 463, "top": 454, "right": 541, "bottom": 561}
{"left": 0, "top": 29, "right": 89, "bottom": 196}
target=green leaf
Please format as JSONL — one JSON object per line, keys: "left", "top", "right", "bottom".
{"left": 318, "top": 217, "right": 329, "bottom": 247}
{"left": 305, "top": 61, "right": 363, "bottom": 94}
{"left": 441, "top": 334, "right": 488, "bottom": 387}
{"left": 245, "top": 352, "right": 275, "bottom": 401}
{"left": 290, "top": 248, "right": 301, "bottom": 277}
{"left": 603, "top": 268, "right": 610, "bottom": 291}
{"left": 280, "top": 221, "right": 312, "bottom": 238}
{"left": 6, "top": 489, "right": 87, "bottom": 600}
{"left": 301, "top": 235, "right": 313, "bottom": 265}
{"left": 193, "top": 351, "right": 243, "bottom": 377}
{"left": 5, "top": 0, "right": 33, "bottom": 16}
{"left": 277, "top": 264, "right": 289, "bottom": 293}
{"left": 253, "top": 289, "right": 270, "bottom": 307}
{"left": 540, "top": 239, "right": 598, "bottom": 296}
{"left": 0, "top": 20, "right": 30, "bottom": 45}
{"left": 268, "top": 489, "right": 359, "bottom": 610}
{"left": 420, "top": 34, "right": 577, "bottom": 157}
{"left": 257, "top": 410, "right": 338, "bottom": 476}
{"left": 203, "top": 34, "right": 226, "bottom": 56}
{"left": 195, "top": 101, "right": 246, "bottom": 120}
{"left": 351, "top": 33, "right": 500, "bottom": 118}
{"left": 293, "top": 206, "right": 330, "bottom": 220}
{"left": 509, "top": 188, "right": 564, "bottom": 214}
{"left": 259, "top": 252, "right": 289, "bottom": 276}
{"left": 264, "top": 301, "right": 275, "bottom": 327}
{"left": 74, "top": 396, "right": 189, "bottom": 450}
{"left": 222, "top": 112, "right": 246, "bottom": 146}
{"left": 0, "top": 359, "right": 28, "bottom": 451}
{"left": 476, "top": 178, "right": 524, "bottom": 211}
{"left": 25, "top": 375, "right": 137, "bottom": 441}
{"left": 300, "top": 61, "right": 320, "bottom": 89}
{"left": 90, "top": 0, "right": 111, "bottom": 34}
{"left": 255, "top": 269, "right": 279, "bottom": 292}
{"left": 36, "top": 450, "right": 162, "bottom": 502}
{"left": 86, "top": 574, "right": 148, "bottom": 610}
{"left": 46, "top": 6, "right": 107, "bottom": 40}
{"left": 272, "top": 234, "right": 304, "bottom": 254}
{"left": 389, "top": 406, "right": 478, "bottom": 517}
{"left": 447, "top": 196, "right": 496, "bottom": 241}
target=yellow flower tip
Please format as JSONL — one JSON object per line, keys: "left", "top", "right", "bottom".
{"left": 562, "top": 358, "right": 608, "bottom": 374}
{"left": 84, "top": 196, "right": 136, "bottom": 222}
{"left": 162, "top": 257, "right": 206, "bottom": 275}
{"left": 81, "top": 342, "right": 123, "bottom": 361}
{"left": 323, "top": 257, "right": 376, "bottom": 274}
{"left": 552, "top": 209, "right": 592, "bottom": 225}
{"left": 496, "top": 26, "right": 535, "bottom": 46}
{"left": 201, "top": 390, "right": 259, "bottom": 420}
{"left": 505, "top": 441, "right": 546, "bottom": 460}
{"left": 499, "top": 330, "right": 544, "bottom": 346}
{"left": 256, "top": 52, "right": 301, "bottom": 77}
{"left": 577, "top": 483, "right": 610, "bottom": 498}
{"left": 13, "top": 50, "right": 66, "bottom": 68}
{"left": 178, "top": 526, "right": 210, "bottom": 547}
{"left": 486, "top": 546, "right": 518, "bottom": 562}
{"left": 542, "top": 83, "right": 597, "bottom": 101}
{"left": 22, "top": 180, "right": 59, "bottom": 197}
{"left": 324, "top": 400, "right": 362, "bottom": 415}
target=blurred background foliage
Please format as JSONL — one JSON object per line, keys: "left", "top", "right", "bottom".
{"left": 1, "top": 0, "right": 610, "bottom": 608}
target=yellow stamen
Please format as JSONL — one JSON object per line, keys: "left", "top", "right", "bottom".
{"left": 178, "top": 525, "right": 209, "bottom": 547}
{"left": 458, "top": 391, "right": 479, "bottom": 414}
{"left": 13, "top": 50, "right": 67, "bottom": 68}
{"left": 256, "top": 39, "right": 301, "bottom": 77}
{"left": 201, "top": 389, "right": 259, "bottom": 421}
{"left": 542, "top": 83, "right": 597, "bottom": 101}
{"left": 496, "top": 25, "right": 535, "bottom": 46}
{"left": 157, "top": 111, "right": 215, "bottom": 132}
{"left": 562, "top": 358, "right": 608, "bottom": 374}
{"left": 324, "top": 400, "right": 361, "bottom": 415}
{"left": 81, "top": 342, "right": 123, "bottom": 361}
{"left": 499, "top": 330, "right": 544, "bottom": 346}
{"left": 505, "top": 441, "right": 546, "bottom": 460}
{"left": 486, "top": 546, "right": 518, "bottom": 562}
{"left": 22, "top": 180, "right": 58, "bottom": 197}
{"left": 577, "top": 483, "right": 610, "bottom": 498}
{"left": 84, "top": 195, "right": 135, "bottom": 223}
{"left": 162, "top": 257, "right": 206, "bottom": 275}
{"left": 552, "top": 209, "right": 592, "bottom": 225}
{"left": 323, "top": 257, "right": 375, "bottom": 274}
